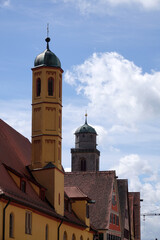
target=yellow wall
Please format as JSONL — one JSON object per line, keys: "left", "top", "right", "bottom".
{"left": 0, "top": 200, "right": 93, "bottom": 240}
{"left": 32, "top": 167, "right": 64, "bottom": 216}
{"left": 72, "top": 200, "right": 90, "bottom": 227}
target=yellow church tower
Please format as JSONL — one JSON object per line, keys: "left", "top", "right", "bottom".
{"left": 31, "top": 37, "right": 64, "bottom": 216}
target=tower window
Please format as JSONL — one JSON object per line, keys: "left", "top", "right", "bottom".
{"left": 48, "top": 77, "right": 54, "bottom": 96}
{"left": 36, "top": 78, "right": 41, "bottom": 96}
{"left": 81, "top": 158, "right": 86, "bottom": 171}
{"left": 9, "top": 213, "right": 14, "bottom": 238}
{"left": 59, "top": 80, "right": 62, "bottom": 99}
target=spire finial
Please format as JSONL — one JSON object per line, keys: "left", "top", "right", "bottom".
{"left": 85, "top": 111, "right": 88, "bottom": 124}
{"left": 47, "top": 23, "right": 49, "bottom": 38}
{"left": 45, "top": 23, "right": 50, "bottom": 50}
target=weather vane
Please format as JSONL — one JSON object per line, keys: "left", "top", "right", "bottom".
{"left": 47, "top": 23, "right": 49, "bottom": 38}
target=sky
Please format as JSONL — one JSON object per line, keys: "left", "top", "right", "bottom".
{"left": 1, "top": 0, "right": 160, "bottom": 238}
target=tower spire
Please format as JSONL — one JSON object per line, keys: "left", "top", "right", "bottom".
{"left": 45, "top": 23, "right": 50, "bottom": 50}
{"left": 85, "top": 111, "right": 88, "bottom": 124}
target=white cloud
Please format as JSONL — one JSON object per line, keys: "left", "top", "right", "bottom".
{"left": 60, "top": 0, "right": 160, "bottom": 14}
{"left": 0, "top": 99, "right": 31, "bottom": 140}
{"left": 0, "top": 0, "right": 10, "bottom": 7}
{"left": 65, "top": 52, "right": 160, "bottom": 128}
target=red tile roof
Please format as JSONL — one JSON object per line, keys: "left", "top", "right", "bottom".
{"left": 65, "top": 171, "right": 116, "bottom": 230}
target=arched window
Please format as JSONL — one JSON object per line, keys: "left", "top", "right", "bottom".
{"left": 48, "top": 77, "right": 54, "bottom": 96}
{"left": 81, "top": 158, "right": 86, "bottom": 171}
{"left": 36, "top": 78, "right": 41, "bottom": 96}
{"left": 72, "top": 234, "right": 76, "bottom": 240}
{"left": 80, "top": 235, "right": 83, "bottom": 240}
{"left": 63, "top": 231, "right": 67, "bottom": 240}
{"left": 45, "top": 224, "right": 49, "bottom": 240}
{"left": 9, "top": 213, "right": 14, "bottom": 238}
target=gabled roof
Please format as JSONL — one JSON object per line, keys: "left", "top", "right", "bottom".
{"left": 65, "top": 171, "right": 116, "bottom": 230}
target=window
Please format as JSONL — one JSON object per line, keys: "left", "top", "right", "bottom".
{"left": 40, "top": 189, "right": 45, "bottom": 201}
{"left": 86, "top": 204, "right": 89, "bottom": 218}
{"left": 99, "top": 233, "right": 103, "bottom": 240}
{"left": 48, "top": 77, "right": 54, "bottom": 96}
{"left": 36, "top": 78, "right": 41, "bottom": 96}
{"left": 45, "top": 224, "right": 49, "bottom": 240}
{"left": 58, "top": 193, "right": 61, "bottom": 205}
{"left": 63, "top": 231, "right": 67, "bottom": 240}
{"left": 110, "top": 213, "right": 112, "bottom": 223}
{"left": 113, "top": 214, "right": 116, "bottom": 224}
{"left": 59, "top": 80, "right": 61, "bottom": 99}
{"left": 112, "top": 195, "right": 116, "bottom": 206}
{"left": 25, "top": 211, "right": 32, "bottom": 234}
{"left": 81, "top": 158, "right": 86, "bottom": 171}
{"left": 20, "top": 179, "right": 26, "bottom": 193}
{"left": 72, "top": 234, "right": 76, "bottom": 240}
{"left": 116, "top": 216, "right": 119, "bottom": 226}
{"left": 9, "top": 213, "right": 14, "bottom": 238}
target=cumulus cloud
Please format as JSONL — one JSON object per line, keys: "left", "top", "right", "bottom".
{"left": 0, "top": 99, "right": 31, "bottom": 140}
{"left": 65, "top": 52, "right": 160, "bottom": 128}
{"left": 0, "top": 0, "right": 10, "bottom": 7}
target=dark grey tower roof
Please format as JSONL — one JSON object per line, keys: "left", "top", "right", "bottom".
{"left": 34, "top": 37, "right": 61, "bottom": 68}
{"left": 75, "top": 115, "right": 97, "bottom": 135}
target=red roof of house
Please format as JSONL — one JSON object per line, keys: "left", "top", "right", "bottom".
{"left": 65, "top": 171, "right": 116, "bottom": 230}
{"left": 0, "top": 119, "right": 31, "bottom": 176}
{"left": 0, "top": 119, "right": 87, "bottom": 228}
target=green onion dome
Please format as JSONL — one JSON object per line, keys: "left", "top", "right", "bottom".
{"left": 75, "top": 115, "right": 97, "bottom": 134}
{"left": 34, "top": 37, "right": 61, "bottom": 68}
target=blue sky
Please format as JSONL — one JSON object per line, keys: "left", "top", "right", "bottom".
{"left": 1, "top": 0, "right": 160, "bottom": 239}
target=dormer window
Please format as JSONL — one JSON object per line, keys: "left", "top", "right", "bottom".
{"left": 40, "top": 189, "right": 45, "bottom": 201}
{"left": 20, "top": 179, "right": 26, "bottom": 193}
{"left": 48, "top": 77, "right": 54, "bottom": 96}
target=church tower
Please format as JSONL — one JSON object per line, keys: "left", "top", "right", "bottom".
{"left": 71, "top": 114, "right": 100, "bottom": 172}
{"left": 31, "top": 37, "right": 64, "bottom": 216}
{"left": 31, "top": 37, "right": 63, "bottom": 171}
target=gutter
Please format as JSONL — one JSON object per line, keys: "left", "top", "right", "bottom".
{"left": 3, "top": 198, "right": 11, "bottom": 240}
{"left": 57, "top": 219, "right": 63, "bottom": 240}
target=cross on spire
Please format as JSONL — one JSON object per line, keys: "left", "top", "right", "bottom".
{"left": 85, "top": 111, "right": 88, "bottom": 124}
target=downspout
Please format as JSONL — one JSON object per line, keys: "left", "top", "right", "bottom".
{"left": 57, "top": 219, "right": 63, "bottom": 240}
{"left": 3, "top": 198, "right": 11, "bottom": 240}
